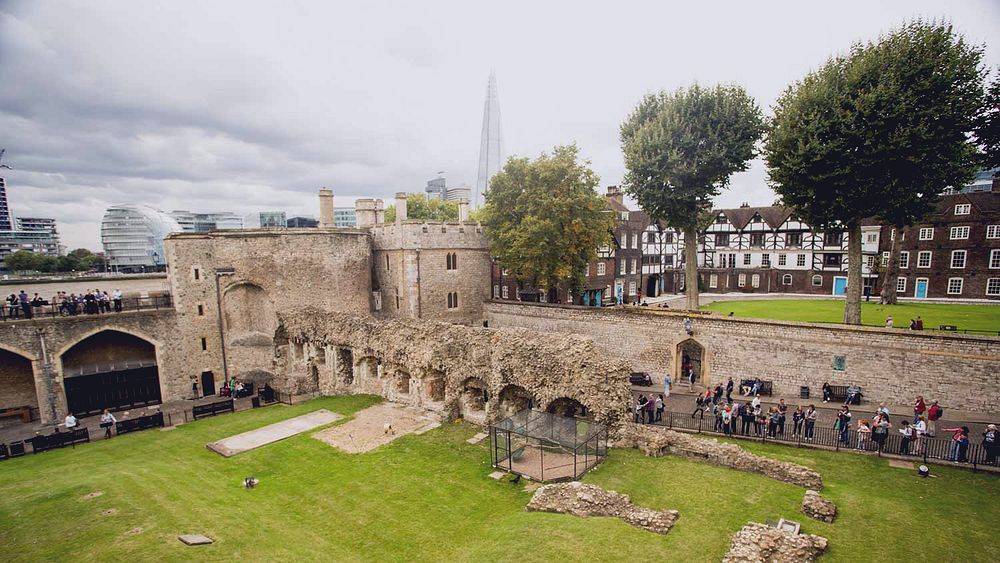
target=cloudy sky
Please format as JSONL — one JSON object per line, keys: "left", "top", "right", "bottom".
{"left": 1, "top": 1, "right": 998, "bottom": 250}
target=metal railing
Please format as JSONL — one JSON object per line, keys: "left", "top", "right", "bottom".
{"left": 0, "top": 294, "right": 172, "bottom": 321}
{"left": 658, "top": 410, "right": 1000, "bottom": 471}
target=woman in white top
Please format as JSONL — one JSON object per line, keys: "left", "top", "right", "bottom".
{"left": 64, "top": 413, "right": 77, "bottom": 430}
{"left": 100, "top": 409, "right": 117, "bottom": 438}
{"left": 913, "top": 416, "right": 928, "bottom": 454}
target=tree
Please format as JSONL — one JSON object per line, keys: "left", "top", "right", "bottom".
{"left": 976, "top": 71, "right": 1000, "bottom": 174}
{"left": 621, "top": 84, "right": 764, "bottom": 310}
{"left": 480, "top": 144, "right": 614, "bottom": 297}
{"left": 3, "top": 250, "right": 42, "bottom": 272}
{"left": 766, "top": 21, "right": 986, "bottom": 321}
{"left": 385, "top": 194, "right": 459, "bottom": 222}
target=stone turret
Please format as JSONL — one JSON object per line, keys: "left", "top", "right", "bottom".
{"left": 318, "top": 188, "right": 335, "bottom": 228}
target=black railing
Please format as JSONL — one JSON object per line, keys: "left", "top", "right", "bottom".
{"left": 662, "top": 411, "right": 1000, "bottom": 470}
{"left": 0, "top": 294, "right": 172, "bottom": 321}
{"left": 192, "top": 398, "right": 235, "bottom": 420}
{"left": 114, "top": 411, "right": 165, "bottom": 435}
{"left": 23, "top": 427, "right": 91, "bottom": 454}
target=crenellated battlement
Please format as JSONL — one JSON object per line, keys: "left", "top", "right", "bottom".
{"left": 371, "top": 220, "right": 489, "bottom": 250}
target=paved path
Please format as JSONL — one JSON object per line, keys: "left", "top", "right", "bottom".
{"left": 207, "top": 409, "right": 342, "bottom": 457}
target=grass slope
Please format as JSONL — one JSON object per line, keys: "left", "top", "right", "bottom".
{"left": 1, "top": 396, "right": 997, "bottom": 562}
{"left": 701, "top": 299, "right": 1000, "bottom": 332}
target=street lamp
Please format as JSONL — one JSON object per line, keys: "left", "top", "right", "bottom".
{"left": 214, "top": 267, "right": 236, "bottom": 382}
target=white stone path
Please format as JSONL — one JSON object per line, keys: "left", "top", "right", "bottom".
{"left": 207, "top": 409, "right": 343, "bottom": 457}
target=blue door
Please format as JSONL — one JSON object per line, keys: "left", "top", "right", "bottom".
{"left": 833, "top": 276, "right": 848, "bottom": 296}
{"left": 915, "top": 279, "right": 928, "bottom": 299}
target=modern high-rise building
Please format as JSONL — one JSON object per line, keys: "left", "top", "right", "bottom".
{"left": 474, "top": 71, "right": 504, "bottom": 207}
{"left": 259, "top": 211, "right": 288, "bottom": 228}
{"left": 0, "top": 174, "right": 63, "bottom": 269}
{"left": 425, "top": 173, "right": 472, "bottom": 202}
{"left": 101, "top": 204, "right": 183, "bottom": 272}
{"left": 0, "top": 177, "right": 12, "bottom": 231}
{"left": 169, "top": 210, "right": 244, "bottom": 232}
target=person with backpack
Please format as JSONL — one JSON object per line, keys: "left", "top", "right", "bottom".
{"left": 913, "top": 396, "right": 926, "bottom": 423}
{"left": 722, "top": 404, "right": 733, "bottom": 436}
{"left": 942, "top": 425, "right": 969, "bottom": 462}
{"left": 926, "top": 401, "right": 943, "bottom": 437}
{"left": 982, "top": 424, "right": 998, "bottom": 465}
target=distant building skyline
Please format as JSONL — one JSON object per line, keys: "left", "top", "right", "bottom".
{"left": 0, "top": 175, "right": 63, "bottom": 268}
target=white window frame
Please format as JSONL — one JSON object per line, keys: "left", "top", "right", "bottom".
{"left": 950, "top": 226, "right": 970, "bottom": 240}
{"left": 596, "top": 262, "right": 606, "bottom": 276}
{"left": 954, "top": 203, "right": 971, "bottom": 215}
{"left": 493, "top": 285, "right": 500, "bottom": 299}
{"left": 866, "top": 233, "right": 877, "bottom": 243}
{"left": 797, "top": 254, "right": 806, "bottom": 267}
{"left": 781, "top": 274, "right": 792, "bottom": 286}
{"left": 743, "top": 253, "right": 751, "bottom": 266}
{"left": 947, "top": 277, "right": 964, "bottom": 295}
{"left": 751, "top": 274, "right": 760, "bottom": 288}
{"left": 896, "top": 277, "right": 907, "bottom": 293}
{"left": 987, "top": 277, "right": 1000, "bottom": 296}
{"left": 919, "top": 227, "right": 934, "bottom": 240}
{"left": 619, "top": 260, "right": 626, "bottom": 275}
{"left": 501, "top": 285, "right": 509, "bottom": 299}
{"left": 761, "top": 254, "right": 771, "bottom": 267}
{"left": 811, "top": 275, "right": 823, "bottom": 287}
{"left": 917, "top": 251, "right": 932, "bottom": 268}
{"left": 951, "top": 250, "right": 967, "bottom": 269}
{"left": 898, "top": 251, "right": 909, "bottom": 269}
{"left": 628, "top": 281, "right": 637, "bottom": 296}
{"left": 631, "top": 233, "right": 638, "bottom": 249}
{"left": 778, "top": 254, "right": 787, "bottom": 266}
{"left": 987, "top": 225, "right": 1000, "bottom": 239}
{"left": 737, "top": 273, "right": 746, "bottom": 287}
{"left": 709, "top": 274, "right": 718, "bottom": 288}
{"left": 881, "top": 251, "right": 890, "bottom": 266}
{"left": 990, "top": 249, "right": 1000, "bottom": 270}
{"left": 630, "top": 258, "right": 637, "bottom": 274}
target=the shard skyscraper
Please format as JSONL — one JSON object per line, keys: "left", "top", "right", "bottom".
{"left": 474, "top": 71, "right": 504, "bottom": 207}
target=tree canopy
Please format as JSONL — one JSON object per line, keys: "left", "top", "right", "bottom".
{"left": 385, "top": 193, "right": 459, "bottom": 222}
{"left": 766, "top": 21, "right": 987, "bottom": 320}
{"left": 621, "top": 83, "right": 763, "bottom": 309}
{"left": 2, "top": 248, "right": 105, "bottom": 273}
{"left": 977, "top": 72, "right": 1000, "bottom": 173}
{"left": 480, "top": 144, "right": 614, "bottom": 295}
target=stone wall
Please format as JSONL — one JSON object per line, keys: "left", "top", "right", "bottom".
{"left": 0, "top": 348, "right": 37, "bottom": 412}
{"left": 485, "top": 301, "right": 1000, "bottom": 415}
{"left": 274, "top": 308, "right": 632, "bottom": 427}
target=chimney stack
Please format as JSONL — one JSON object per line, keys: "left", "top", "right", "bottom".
{"left": 318, "top": 188, "right": 335, "bottom": 227}
{"left": 355, "top": 198, "right": 376, "bottom": 228}
{"left": 395, "top": 192, "right": 408, "bottom": 223}
{"left": 458, "top": 199, "right": 470, "bottom": 222}
{"left": 605, "top": 185, "right": 624, "bottom": 206}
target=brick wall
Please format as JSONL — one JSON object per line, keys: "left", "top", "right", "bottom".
{"left": 485, "top": 301, "right": 1000, "bottom": 415}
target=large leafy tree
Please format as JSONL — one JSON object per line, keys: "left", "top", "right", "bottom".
{"left": 766, "top": 21, "right": 986, "bottom": 322}
{"left": 976, "top": 71, "right": 1000, "bottom": 173}
{"left": 385, "top": 193, "right": 459, "bottom": 222}
{"left": 480, "top": 144, "right": 614, "bottom": 297}
{"left": 621, "top": 84, "right": 763, "bottom": 310}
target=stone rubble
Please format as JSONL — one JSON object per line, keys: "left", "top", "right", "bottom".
{"left": 616, "top": 423, "right": 823, "bottom": 490}
{"left": 801, "top": 490, "right": 837, "bottom": 523}
{"left": 723, "top": 523, "right": 828, "bottom": 563}
{"left": 526, "top": 481, "right": 679, "bottom": 535}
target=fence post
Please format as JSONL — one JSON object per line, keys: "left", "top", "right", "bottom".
{"left": 697, "top": 417, "right": 702, "bottom": 434}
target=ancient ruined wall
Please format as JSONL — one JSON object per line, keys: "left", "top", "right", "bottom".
{"left": 485, "top": 301, "right": 1000, "bottom": 415}
{"left": 372, "top": 221, "right": 492, "bottom": 326}
{"left": 164, "top": 229, "right": 373, "bottom": 390}
{"left": 0, "top": 348, "right": 37, "bottom": 413}
{"left": 274, "top": 308, "right": 632, "bottom": 427}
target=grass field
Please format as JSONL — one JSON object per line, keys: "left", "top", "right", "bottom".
{"left": 701, "top": 299, "right": 1000, "bottom": 333}
{"left": 2, "top": 396, "right": 998, "bottom": 562}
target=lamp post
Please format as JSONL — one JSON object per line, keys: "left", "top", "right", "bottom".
{"left": 214, "top": 267, "right": 235, "bottom": 382}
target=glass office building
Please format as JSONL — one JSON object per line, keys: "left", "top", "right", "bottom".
{"left": 101, "top": 204, "right": 183, "bottom": 272}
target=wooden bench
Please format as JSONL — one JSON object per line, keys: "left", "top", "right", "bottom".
{"left": 115, "top": 412, "right": 165, "bottom": 435}
{"left": 193, "top": 398, "right": 235, "bottom": 420}
{"left": 629, "top": 372, "right": 653, "bottom": 386}
{"left": 827, "top": 385, "right": 863, "bottom": 405}
{"left": 0, "top": 406, "right": 32, "bottom": 423}
{"left": 740, "top": 379, "right": 773, "bottom": 396}
{"left": 28, "top": 428, "right": 90, "bottom": 453}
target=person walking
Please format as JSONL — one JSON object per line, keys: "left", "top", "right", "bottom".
{"left": 982, "top": 424, "right": 998, "bottom": 465}
{"left": 713, "top": 383, "right": 723, "bottom": 405}
{"left": 804, "top": 405, "right": 817, "bottom": 441}
{"left": 100, "top": 409, "right": 116, "bottom": 438}
{"left": 913, "top": 396, "right": 926, "bottom": 424}
{"left": 691, "top": 393, "right": 705, "bottom": 419}
{"left": 725, "top": 377, "right": 734, "bottom": 402}
{"left": 926, "top": 401, "right": 943, "bottom": 437}
{"left": 663, "top": 374, "right": 671, "bottom": 398}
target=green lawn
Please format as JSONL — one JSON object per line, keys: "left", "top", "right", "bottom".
{"left": 701, "top": 299, "right": 1000, "bottom": 333}
{"left": 1, "top": 396, "right": 997, "bottom": 561}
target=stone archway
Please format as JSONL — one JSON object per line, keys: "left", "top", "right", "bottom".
{"left": 497, "top": 384, "right": 534, "bottom": 419}
{"left": 459, "top": 376, "right": 488, "bottom": 422}
{"left": 0, "top": 347, "right": 40, "bottom": 424}
{"left": 676, "top": 338, "right": 705, "bottom": 384}
{"left": 545, "top": 396, "right": 590, "bottom": 419}
{"left": 423, "top": 371, "right": 446, "bottom": 403}
{"left": 59, "top": 329, "right": 160, "bottom": 417}
{"left": 222, "top": 281, "right": 279, "bottom": 377}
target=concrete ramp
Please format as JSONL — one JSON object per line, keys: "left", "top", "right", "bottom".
{"left": 207, "top": 409, "right": 342, "bottom": 457}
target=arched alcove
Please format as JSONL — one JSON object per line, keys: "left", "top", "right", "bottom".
{"left": 0, "top": 347, "right": 38, "bottom": 419}
{"left": 677, "top": 338, "right": 705, "bottom": 384}
{"left": 60, "top": 329, "right": 160, "bottom": 416}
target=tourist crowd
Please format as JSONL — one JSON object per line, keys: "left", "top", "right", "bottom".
{"left": 3, "top": 288, "right": 126, "bottom": 319}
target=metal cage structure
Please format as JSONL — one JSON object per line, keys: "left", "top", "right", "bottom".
{"left": 489, "top": 409, "right": 608, "bottom": 482}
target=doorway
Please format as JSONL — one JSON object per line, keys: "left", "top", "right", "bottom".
{"left": 201, "top": 371, "right": 216, "bottom": 396}
{"left": 832, "top": 276, "right": 848, "bottom": 296}
{"left": 915, "top": 278, "right": 928, "bottom": 299}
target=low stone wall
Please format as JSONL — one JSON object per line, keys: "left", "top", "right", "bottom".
{"left": 617, "top": 424, "right": 823, "bottom": 489}
{"left": 526, "top": 482, "right": 679, "bottom": 535}
{"left": 485, "top": 301, "right": 1000, "bottom": 415}
{"left": 723, "top": 523, "right": 828, "bottom": 563}
{"left": 801, "top": 490, "right": 837, "bottom": 523}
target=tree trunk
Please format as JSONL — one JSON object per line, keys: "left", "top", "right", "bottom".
{"left": 684, "top": 225, "right": 700, "bottom": 310}
{"left": 879, "top": 227, "right": 902, "bottom": 305}
{"left": 843, "top": 224, "right": 863, "bottom": 325}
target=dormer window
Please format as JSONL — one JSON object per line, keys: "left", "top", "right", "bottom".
{"left": 954, "top": 203, "right": 971, "bottom": 215}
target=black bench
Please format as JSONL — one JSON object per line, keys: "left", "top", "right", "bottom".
{"left": 740, "top": 379, "right": 773, "bottom": 396}
{"left": 629, "top": 372, "right": 653, "bottom": 386}
{"left": 28, "top": 427, "right": 90, "bottom": 453}
{"left": 193, "top": 398, "right": 235, "bottom": 420}
{"left": 115, "top": 411, "right": 165, "bottom": 435}
{"left": 827, "top": 385, "right": 863, "bottom": 404}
